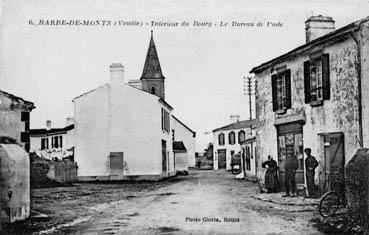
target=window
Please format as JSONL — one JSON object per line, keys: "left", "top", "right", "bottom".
{"left": 20, "top": 132, "right": 29, "bottom": 142}
{"left": 228, "top": 131, "right": 235, "bottom": 145}
{"left": 54, "top": 136, "right": 59, "bottom": 148}
{"left": 271, "top": 69, "right": 291, "bottom": 112}
{"left": 21, "top": 112, "right": 29, "bottom": 122}
{"left": 41, "top": 138, "right": 46, "bottom": 150}
{"left": 310, "top": 59, "right": 323, "bottom": 101}
{"left": 218, "top": 133, "right": 225, "bottom": 146}
{"left": 304, "top": 53, "right": 330, "bottom": 104}
{"left": 59, "top": 136, "right": 63, "bottom": 148}
{"left": 41, "top": 137, "right": 49, "bottom": 150}
{"left": 238, "top": 130, "right": 245, "bottom": 144}
{"left": 161, "top": 108, "right": 170, "bottom": 132}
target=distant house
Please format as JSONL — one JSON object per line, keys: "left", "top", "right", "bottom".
{"left": 0, "top": 90, "right": 35, "bottom": 151}
{"left": 73, "top": 32, "right": 195, "bottom": 181}
{"left": 250, "top": 15, "right": 369, "bottom": 194}
{"left": 212, "top": 115, "right": 256, "bottom": 171}
{"left": 29, "top": 119, "right": 74, "bottom": 160}
{"left": 171, "top": 115, "right": 196, "bottom": 167}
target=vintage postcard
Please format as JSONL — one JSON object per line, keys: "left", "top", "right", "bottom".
{"left": 1, "top": 0, "right": 369, "bottom": 234}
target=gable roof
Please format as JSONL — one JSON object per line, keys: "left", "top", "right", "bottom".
{"left": 30, "top": 124, "right": 74, "bottom": 136}
{"left": 250, "top": 16, "right": 369, "bottom": 74}
{"left": 140, "top": 31, "right": 165, "bottom": 80}
{"left": 212, "top": 119, "right": 256, "bottom": 132}
{"left": 172, "top": 115, "right": 196, "bottom": 137}
{"left": 0, "top": 90, "right": 35, "bottom": 110}
{"left": 173, "top": 141, "right": 187, "bottom": 152}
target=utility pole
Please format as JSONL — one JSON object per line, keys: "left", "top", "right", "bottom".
{"left": 243, "top": 76, "right": 256, "bottom": 120}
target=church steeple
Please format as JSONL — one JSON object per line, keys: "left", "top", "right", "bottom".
{"left": 140, "top": 31, "right": 165, "bottom": 99}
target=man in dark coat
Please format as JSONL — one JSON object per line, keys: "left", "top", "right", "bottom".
{"left": 283, "top": 154, "right": 298, "bottom": 197}
{"left": 304, "top": 148, "right": 319, "bottom": 198}
{"left": 262, "top": 155, "right": 279, "bottom": 193}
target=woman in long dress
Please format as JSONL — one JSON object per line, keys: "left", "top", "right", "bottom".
{"left": 262, "top": 155, "right": 279, "bottom": 193}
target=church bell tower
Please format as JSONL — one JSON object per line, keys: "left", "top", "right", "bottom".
{"left": 140, "top": 31, "right": 165, "bottom": 99}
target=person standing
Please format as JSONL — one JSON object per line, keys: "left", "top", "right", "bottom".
{"left": 304, "top": 148, "right": 319, "bottom": 198}
{"left": 283, "top": 154, "right": 298, "bottom": 197}
{"left": 262, "top": 155, "right": 279, "bottom": 193}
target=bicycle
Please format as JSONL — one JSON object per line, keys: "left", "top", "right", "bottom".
{"left": 319, "top": 175, "right": 346, "bottom": 218}
{"left": 319, "top": 174, "right": 358, "bottom": 233}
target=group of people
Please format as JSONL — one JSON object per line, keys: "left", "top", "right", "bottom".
{"left": 261, "top": 148, "right": 319, "bottom": 198}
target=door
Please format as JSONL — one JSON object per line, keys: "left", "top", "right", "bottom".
{"left": 162, "top": 140, "right": 167, "bottom": 176}
{"left": 277, "top": 122, "right": 304, "bottom": 190}
{"left": 218, "top": 149, "right": 226, "bottom": 169}
{"left": 319, "top": 132, "right": 344, "bottom": 194}
{"left": 109, "top": 152, "right": 124, "bottom": 180}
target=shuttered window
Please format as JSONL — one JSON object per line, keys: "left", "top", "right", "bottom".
{"left": 218, "top": 133, "right": 225, "bottom": 146}
{"left": 229, "top": 131, "right": 235, "bottom": 145}
{"left": 304, "top": 53, "right": 330, "bottom": 104}
{"left": 271, "top": 69, "right": 292, "bottom": 112}
{"left": 238, "top": 130, "right": 245, "bottom": 144}
{"left": 161, "top": 108, "right": 170, "bottom": 132}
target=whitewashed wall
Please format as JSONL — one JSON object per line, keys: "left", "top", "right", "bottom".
{"left": 171, "top": 117, "right": 196, "bottom": 167}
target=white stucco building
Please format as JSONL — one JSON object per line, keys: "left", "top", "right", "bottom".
{"left": 29, "top": 119, "right": 74, "bottom": 160}
{"left": 172, "top": 116, "right": 196, "bottom": 167}
{"left": 213, "top": 116, "right": 256, "bottom": 171}
{"left": 73, "top": 32, "right": 195, "bottom": 181}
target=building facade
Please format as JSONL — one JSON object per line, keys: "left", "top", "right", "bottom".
{"left": 30, "top": 119, "right": 74, "bottom": 160}
{"left": 171, "top": 115, "right": 196, "bottom": 167}
{"left": 0, "top": 90, "right": 35, "bottom": 152}
{"left": 74, "top": 32, "right": 195, "bottom": 181}
{"left": 251, "top": 15, "right": 369, "bottom": 194}
{"left": 212, "top": 117, "right": 256, "bottom": 171}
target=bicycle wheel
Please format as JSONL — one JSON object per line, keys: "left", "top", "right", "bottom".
{"left": 319, "top": 191, "right": 340, "bottom": 218}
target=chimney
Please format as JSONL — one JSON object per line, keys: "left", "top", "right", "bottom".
{"left": 66, "top": 117, "right": 74, "bottom": 126}
{"left": 46, "top": 120, "right": 51, "bottom": 130}
{"left": 305, "top": 15, "right": 335, "bottom": 42}
{"left": 230, "top": 114, "right": 240, "bottom": 123}
{"left": 109, "top": 63, "right": 125, "bottom": 83}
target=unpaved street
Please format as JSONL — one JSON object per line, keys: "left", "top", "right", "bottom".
{"left": 4, "top": 170, "right": 322, "bottom": 234}
{"left": 61, "top": 170, "right": 321, "bottom": 234}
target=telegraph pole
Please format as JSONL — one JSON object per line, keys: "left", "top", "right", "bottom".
{"left": 243, "top": 76, "right": 256, "bottom": 120}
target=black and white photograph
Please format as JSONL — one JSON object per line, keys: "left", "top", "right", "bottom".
{"left": 1, "top": 0, "right": 369, "bottom": 234}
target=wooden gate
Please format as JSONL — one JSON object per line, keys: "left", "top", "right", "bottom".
{"left": 319, "top": 132, "right": 344, "bottom": 195}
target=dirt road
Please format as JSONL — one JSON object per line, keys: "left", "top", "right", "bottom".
{"left": 60, "top": 170, "right": 321, "bottom": 234}
{"left": 3, "top": 169, "right": 323, "bottom": 234}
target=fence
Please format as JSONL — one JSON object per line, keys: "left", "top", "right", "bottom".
{"left": 53, "top": 161, "right": 78, "bottom": 183}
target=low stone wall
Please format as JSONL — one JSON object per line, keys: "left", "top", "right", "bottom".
{"left": 30, "top": 153, "right": 77, "bottom": 188}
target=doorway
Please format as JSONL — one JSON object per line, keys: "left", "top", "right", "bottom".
{"left": 162, "top": 140, "right": 167, "bottom": 176}
{"left": 109, "top": 152, "right": 124, "bottom": 180}
{"left": 277, "top": 122, "right": 304, "bottom": 190}
{"left": 319, "top": 132, "right": 344, "bottom": 195}
{"left": 217, "top": 149, "right": 226, "bottom": 169}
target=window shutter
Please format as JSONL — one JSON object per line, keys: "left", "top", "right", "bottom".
{"left": 285, "top": 69, "right": 292, "bottom": 109}
{"left": 21, "top": 112, "right": 29, "bottom": 121}
{"left": 322, "top": 53, "right": 330, "bottom": 100}
{"left": 304, "top": 60, "right": 311, "bottom": 103}
{"left": 271, "top": 74, "right": 278, "bottom": 111}
{"left": 41, "top": 138, "right": 45, "bottom": 150}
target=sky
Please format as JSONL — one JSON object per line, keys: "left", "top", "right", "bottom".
{"left": 1, "top": 0, "right": 369, "bottom": 151}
